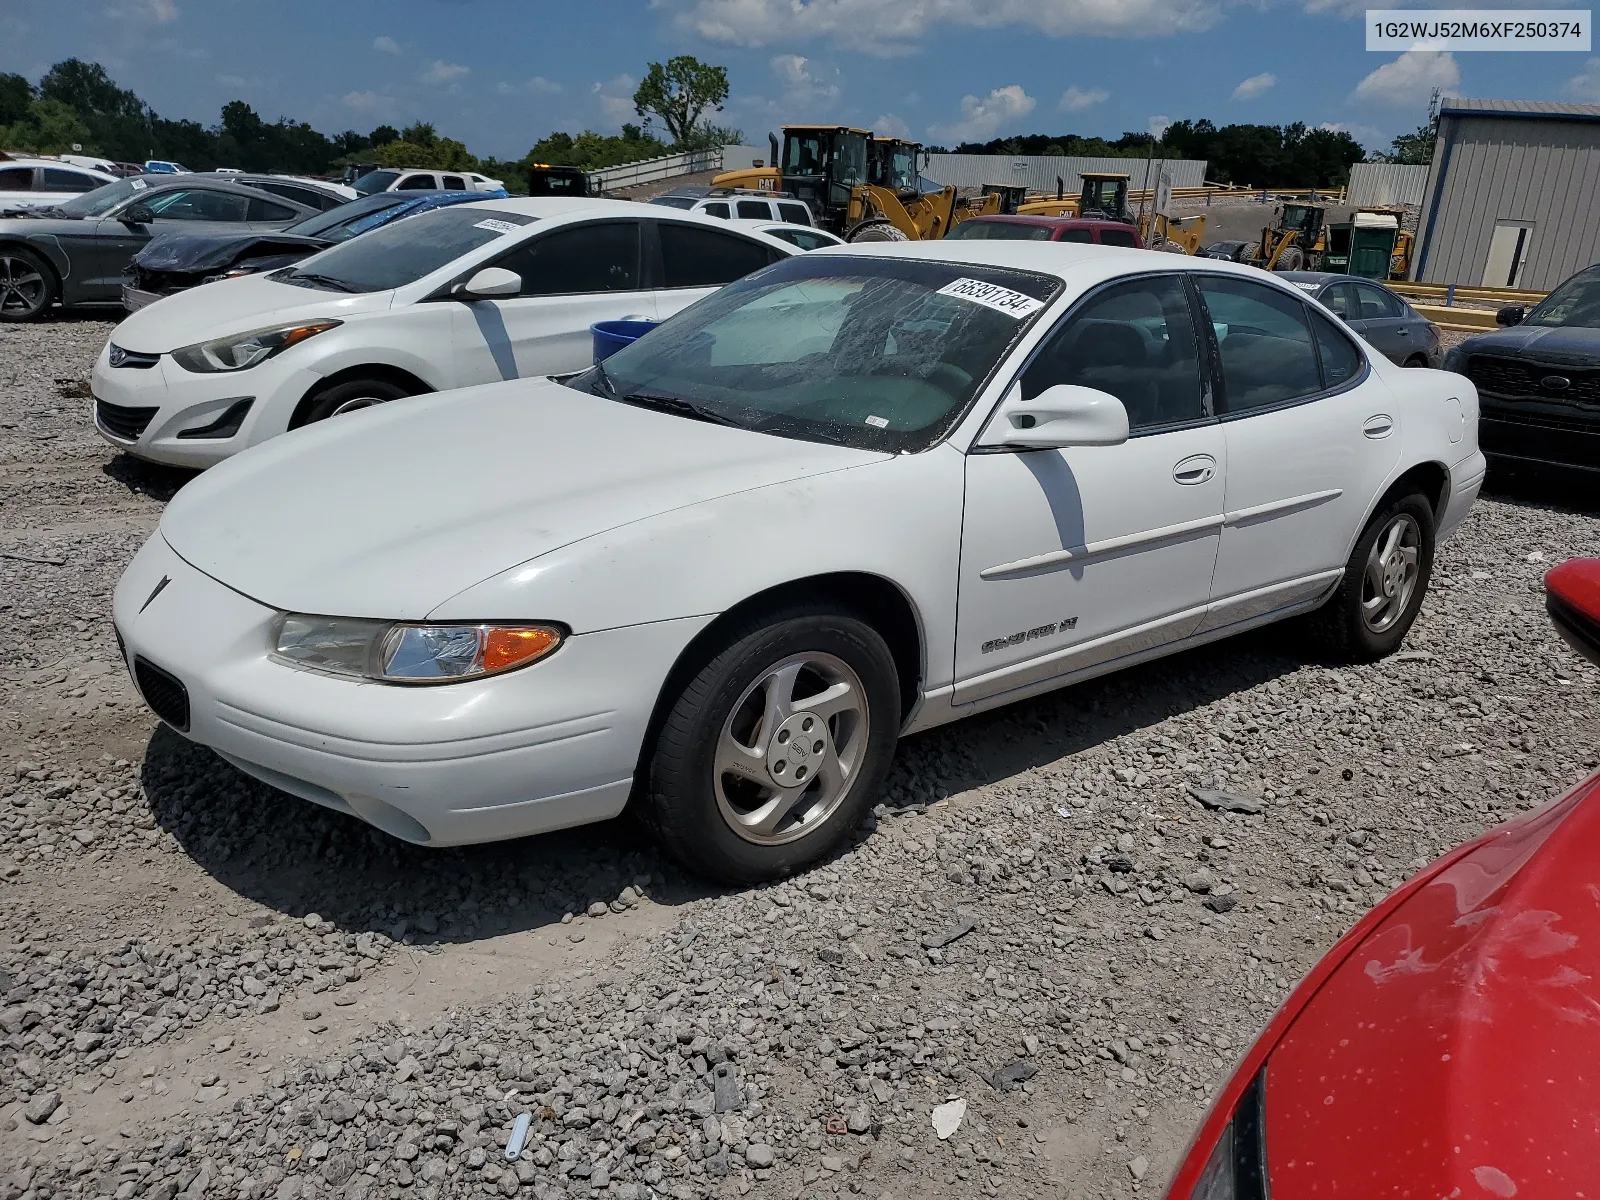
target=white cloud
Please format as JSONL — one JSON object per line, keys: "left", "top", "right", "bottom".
{"left": 592, "top": 74, "right": 638, "bottom": 125}
{"left": 1567, "top": 57, "right": 1600, "bottom": 101}
{"left": 341, "top": 90, "right": 392, "bottom": 113}
{"left": 373, "top": 35, "right": 400, "bottom": 54}
{"left": 149, "top": 0, "right": 177, "bottom": 20}
{"left": 872, "top": 112, "right": 911, "bottom": 139}
{"left": 930, "top": 85, "right": 1036, "bottom": 144}
{"left": 421, "top": 60, "right": 471, "bottom": 85}
{"left": 104, "top": 0, "right": 178, "bottom": 23}
{"left": 678, "top": 0, "right": 1221, "bottom": 56}
{"left": 1148, "top": 113, "right": 1173, "bottom": 138}
{"left": 1319, "top": 120, "right": 1389, "bottom": 150}
{"left": 1059, "top": 85, "right": 1109, "bottom": 112}
{"left": 1352, "top": 51, "right": 1459, "bottom": 106}
{"left": 215, "top": 73, "right": 247, "bottom": 88}
{"left": 770, "top": 54, "right": 841, "bottom": 107}
{"left": 496, "top": 76, "right": 562, "bottom": 96}
{"left": 1232, "top": 72, "right": 1276, "bottom": 100}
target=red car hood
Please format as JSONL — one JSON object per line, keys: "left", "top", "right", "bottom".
{"left": 1265, "top": 772, "right": 1600, "bottom": 1197}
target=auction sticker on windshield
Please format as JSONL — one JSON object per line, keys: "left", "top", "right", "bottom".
{"left": 473, "top": 219, "right": 523, "bottom": 235}
{"left": 936, "top": 277, "right": 1045, "bottom": 318}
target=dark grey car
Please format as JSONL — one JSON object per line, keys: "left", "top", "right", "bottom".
{"left": 0, "top": 175, "right": 327, "bottom": 322}
{"left": 1279, "top": 271, "right": 1442, "bottom": 368}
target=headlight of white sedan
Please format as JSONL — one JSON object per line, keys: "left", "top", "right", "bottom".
{"left": 171, "top": 320, "right": 342, "bottom": 373}
{"left": 272, "top": 614, "right": 564, "bottom": 684}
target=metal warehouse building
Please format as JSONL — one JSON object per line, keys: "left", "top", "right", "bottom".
{"left": 1415, "top": 97, "right": 1600, "bottom": 290}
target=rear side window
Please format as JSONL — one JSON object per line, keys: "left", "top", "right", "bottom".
{"left": 42, "top": 168, "right": 97, "bottom": 192}
{"left": 1197, "top": 276, "right": 1323, "bottom": 414}
{"left": 246, "top": 196, "right": 298, "bottom": 222}
{"left": 1320, "top": 282, "right": 1357, "bottom": 318}
{"left": 0, "top": 168, "right": 31, "bottom": 191}
{"left": 659, "top": 223, "right": 777, "bottom": 288}
{"left": 442, "top": 175, "right": 466, "bottom": 190}
{"left": 1057, "top": 228, "right": 1093, "bottom": 243}
{"left": 777, "top": 202, "right": 810, "bottom": 226}
{"left": 736, "top": 200, "right": 770, "bottom": 219}
{"left": 259, "top": 182, "right": 341, "bottom": 211}
{"left": 700, "top": 202, "right": 730, "bottom": 219}
{"left": 497, "top": 222, "right": 641, "bottom": 295}
{"left": 397, "top": 174, "right": 435, "bottom": 190}
{"left": 147, "top": 189, "right": 250, "bottom": 221}
{"left": 778, "top": 229, "right": 834, "bottom": 251}
{"left": 1308, "top": 308, "right": 1363, "bottom": 388}
{"left": 1098, "top": 228, "right": 1139, "bottom": 247}
{"left": 1356, "top": 284, "right": 1404, "bottom": 319}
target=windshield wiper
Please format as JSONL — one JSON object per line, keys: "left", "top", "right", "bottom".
{"left": 287, "top": 271, "right": 357, "bottom": 292}
{"left": 617, "top": 391, "right": 744, "bottom": 428}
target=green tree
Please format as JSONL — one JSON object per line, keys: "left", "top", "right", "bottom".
{"left": 0, "top": 98, "right": 96, "bottom": 154}
{"left": 400, "top": 121, "right": 438, "bottom": 148}
{"left": 632, "top": 56, "right": 729, "bottom": 148}
{"left": 369, "top": 135, "right": 475, "bottom": 170}
{"left": 369, "top": 124, "right": 399, "bottom": 146}
{"left": 0, "top": 73, "right": 34, "bottom": 126}
{"left": 1372, "top": 118, "right": 1438, "bottom": 165}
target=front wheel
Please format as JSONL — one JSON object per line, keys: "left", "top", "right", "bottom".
{"left": 847, "top": 220, "right": 909, "bottom": 243}
{"left": 644, "top": 607, "right": 901, "bottom": 884}
{"left": 1306, "top": 490, "right": 1435, "bottom": 661}
{"left": 298, "top": 376, "right": 413, "bottom": 426}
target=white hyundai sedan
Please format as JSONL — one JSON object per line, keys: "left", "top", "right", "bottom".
{"left": 89, "top": 198, "right": 795, "bottom": 467}
{"left": 113, "top": 241, "right": 1484, "bottom": 884}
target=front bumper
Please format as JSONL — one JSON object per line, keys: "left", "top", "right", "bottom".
{"left": 113, "top": 533, "right": 711, "bottom": 847}
{"left": 1437, "top": 449, "right": 1486, "bottom": 544}
{"left": 122, "top": 284, "right": 163, "bottom": 313}
{"left": 90, "top": 341, "right": 321, "bottom": 469}
{"left": 1480, "top": 406, "right": 1600, "bottom": 475}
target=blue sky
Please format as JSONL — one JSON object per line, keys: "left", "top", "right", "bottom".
{"left": 6, "top": 0, "right": 1600, "bottom": 158}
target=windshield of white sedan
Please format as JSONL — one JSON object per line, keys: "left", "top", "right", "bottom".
{"left": 280, "top": 206, "right": 537, "bottom": 292}
{"left": 572, "top": 255, "right": 1060, "bottom": 451}
{"left": 1525, "top": 271, "right": 1600, "bottom": 328}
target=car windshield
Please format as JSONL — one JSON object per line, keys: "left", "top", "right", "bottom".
{"left": 352, "top": 170, "right": 401, "bottom": 196}
{"left": 945, "top": 222, "right": 1053, "bottom": 241}
{"left": 54, "top": 177, "right": 150, "bottom": 217}
{"left": 287, "top": 193, "right": 412, "bottom": 241}
{"left": 569, "top": 254, "right": 1060, "bottom": 452}
{"left": 1524, "top": 271, "right": 1600, "bottom": 329}
{"left": 281, "top": 206, "right": 537, "bottom": 292}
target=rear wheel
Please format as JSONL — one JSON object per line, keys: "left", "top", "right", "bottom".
{"left": 0, "top": 247, "right": 56, "bottom": 322}
{"left": 847, "top": 220, "right": 908, "bottom": 243}
{"left": 1274, "top": 246, "right": 1304, "bottom": 271}
{"left": 299, "top": 376, "right": 413, "bottom": 426}
{"left": 1240, "top": 241, "right": 1261, "bottom": 264}
{"left": 1403, "top": 354, "right": 1428, "bottom": 368}
{"left": 644, "top": 606, "right": 900, "bottom": 884}
{"left": 1306, "top": 490, "right": 1434, "bottom": 662}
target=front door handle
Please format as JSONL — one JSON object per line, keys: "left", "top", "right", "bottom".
{"left": 1363, "top": 414, "right": 1394, "bottom": 439}
{"left": 1173, "top": 454, "right": 1216, "bottom": 485}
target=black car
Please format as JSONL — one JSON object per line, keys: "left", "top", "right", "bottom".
{"left": 1445, "top": 263, "right": 1600, "bottom": 477}
{"left": 1279, "top": 272, "right": 1443, "bottom": 368}
{"left": 122, "top": 189, "right": 493, "bottom": 310}
{"left": 1200, "top": 240, "right": 1251, "bottom": 262}
{"left": 0, "top": 175, "right": 328, "bottom": 321}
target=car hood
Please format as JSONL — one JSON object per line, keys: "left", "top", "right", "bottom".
{"left": 110, "top": 272, "right": 393, "bottom": 353}
{"left": 135, "top": 231, "right": 329, "bottom": 274}
{"left": 1459, "top": 323, "right": 1600, "bottom": 365}
{"left": 1263, "top": 771, "right": 1600, "bottom": 1196}
{"left": 159, "top": 378, "right": 886, "bottom": 621}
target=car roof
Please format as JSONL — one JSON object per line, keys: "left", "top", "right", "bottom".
{"left": 459, "top": 196, "right": 745, "bottom": 221}
{"left": 963, "top": 215, "right": 1134, "bottom": 230}
{"left": 1278, "top": 271, "right": 1393, "bottom": 287}
{"left": 1, "top": 157, "right": 111, "bottom": 173}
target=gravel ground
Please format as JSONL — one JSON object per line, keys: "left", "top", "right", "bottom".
{"left": 3, "top": 316, "right": 1599, "bottom": 1200}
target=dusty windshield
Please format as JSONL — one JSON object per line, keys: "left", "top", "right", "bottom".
{"left": 55, "top": 177, "right": 148, "bottom": 217}
{"left": 1525, "top": 271, "right": 1600, "bottom": 328}
{"left": 352, "top": 170, "right": 401, "bottom": 196}
{"left": 278, "top": 206, "right": 536, "bottom": 292}
{"left": 569, "top": 254, "right": 1060, "bottom": 452}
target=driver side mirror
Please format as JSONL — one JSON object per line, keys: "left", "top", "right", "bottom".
{"left": 1546, "top": 558, "right": 1600, "bottom": 667}
{"left": 121, "top": 203, "right": 154, "bottom": 225}
{"left": 1496, "top": 304, "right": 1525, "bottom": 326}
{"left": 453, "top": 267, "right": 521, "bottom": 300}
{"left": 976, "top": 383, "right": 1130, "bottom": 451}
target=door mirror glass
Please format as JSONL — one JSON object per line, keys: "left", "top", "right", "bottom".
{"left": 978, "top": 383, "right": 1130, "bottom": 450}
{"left": 455, "top": 266, "right": 522, "bottom": 299}
{"left": 122, "top": 203, "right": 155, "bottom": 224}
{"left": 1496, "top": 304, "right": 1525, "bottom": 326}
{"left": 1546, "top": 558, "right": 1600, "bottom": 667}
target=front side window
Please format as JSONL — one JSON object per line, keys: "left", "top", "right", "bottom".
{"left": 659, "top": 223, "right": 776, "bottom": 288}
{"left": 1524, "top": 269, "right": 1600, "bottom": 328}
{"left": 1196, "top": 275, "right": 1323, "bottom": 414}
{"left": 146, "top": 189, "right": 249, "bottom": 222}
{"left": 1057, "top": 228, "right": 1094, "bottom": 243}
{"left": 783, "top": 133, "right": 825, "bottom": 175}
{"left": 572, "top": 254, "right": 1060, "bottom": 452}
{"left": 282, "top": 206, "right": 538, "bottom": 292}
{"left": 1023, "top": 274, "right": 1205, "bottom": 431}
{"left": 0, "top": 168, "right": 32, "bottom": 191}
{"left": 495, "top": 222, "right": 641, "bottom": 295}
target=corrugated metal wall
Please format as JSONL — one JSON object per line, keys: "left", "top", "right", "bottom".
{"left": 1416, "top": 114, "right": 1600, "bottom": 289}
{"left": 1346, "top": 163, "right": 1429, "bottom": 208}
{"left": 922, "top": 154, "right": 1208, "bottom": 194}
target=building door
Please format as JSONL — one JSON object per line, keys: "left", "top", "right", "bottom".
{"left": 1482, "top": 220, "right": 1533, "bottom": 287}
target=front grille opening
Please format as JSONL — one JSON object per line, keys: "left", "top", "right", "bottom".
{"left": 95, "top": 399, "right": 159, "bottom": 441}
{"left": 133, "top": 656, "right": 190, "bottom": 732}
{"left": 109, "top": 344, "right": 160, "bottom": 369}
{"left": 176, "top": 397, "right": 253, "bottom": 440}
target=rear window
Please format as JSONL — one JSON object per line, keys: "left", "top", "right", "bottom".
{"left": 946, "top": 221, "right": 1052, "bottom": 241}
{"left": 650, "top": 196, "right": 697, "bottom": 210}
{"left": 659, "top": 223, "right": 777, "bottom": 288}
{"left": 283, "top": 206, "right": 538, "bottom": 292}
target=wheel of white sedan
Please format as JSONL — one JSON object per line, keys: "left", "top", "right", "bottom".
{"left": 1307, "top": 489, "right": 1435, "bottom": 662}
{"left": 645, "top": 606, "right": 901, "bottom": 884}
{"left": 299, "top": 376, "right": 414, "bottom": 426}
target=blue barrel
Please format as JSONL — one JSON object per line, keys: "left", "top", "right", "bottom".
{"left": 591, "top": 319, "right": 658, "bottom": 363}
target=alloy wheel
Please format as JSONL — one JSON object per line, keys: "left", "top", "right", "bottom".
{"left": 1361, "top": 512, "right": 1421, "bottom": 633}
{"left": 328, "top": 396, "right": 389, "bottom": 417}
{"left": 713, "top": 651, "right": 869, "bottom": 846}
{"left": 0, "top": 254, "right": 46, "bottom": 317}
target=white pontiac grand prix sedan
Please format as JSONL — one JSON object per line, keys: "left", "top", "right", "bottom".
{"left": 113, "top": 241, "right": 1484, "bottom": 884}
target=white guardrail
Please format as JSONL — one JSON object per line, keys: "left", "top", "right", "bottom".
{"left": 587, "top": 148, "right": 724, "bottom": 191}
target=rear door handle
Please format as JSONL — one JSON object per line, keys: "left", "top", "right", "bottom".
{"left": 1363, "top": 414, "right": 1394, "bottom": 439}
{"left": 1395, "top": 327, "right": 1409, "bottom": 336}
{"left": 1173, "top": 454, "right": 1216, "bottom": 485}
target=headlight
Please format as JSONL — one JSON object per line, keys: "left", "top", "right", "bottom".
{"left": 272, "top": 614, "right": 564, "bottom": 684}
{"left": 171, "top": 320, "right": 341, "bottom": 373}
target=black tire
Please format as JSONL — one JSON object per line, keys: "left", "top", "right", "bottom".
{"left": 846, "top": 219, "right": 908, "bottom": 243}
{"left": 1402, "top": 354, "right": 1429, "bottom": 368}
{"left": 298, "top": 377, "right": 413, "bottom": 426}
{"left": 644, "top": 605, "right": 900, "bottom": 884}
{"left": 0, "top": 246, "right": 57, "bottom": 322}
{"left": 1306, "top": 489, "right": 1435, "bottom": 662}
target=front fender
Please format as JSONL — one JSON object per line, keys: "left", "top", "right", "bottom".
{"left": 429, "top": 444, "right": 969, "bottom": 693}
